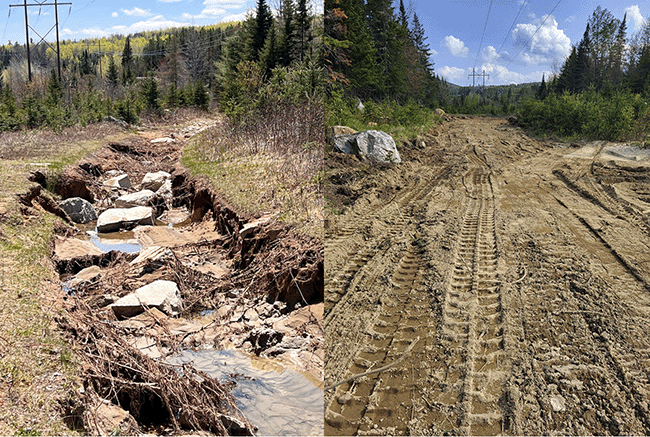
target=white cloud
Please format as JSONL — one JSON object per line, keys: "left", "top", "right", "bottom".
{"left": 625, "top": 5, "right": 645, "bottom": 33}
{"left": 112, "top": 12, "right": 118, "bottom": 18}
{"left": 439, "top": 66, "right": 467, "bottom": 82}
{"left": 443, "top": 35, "right": 469, "bottom": 58}
{"left": 182, "top": 0, "right": 247, "bottom": 20}
{"left": 121, "top": 7, "right": 152, "bottom": 17}
{"left": 512, "top": 15, "right": 571, "bottom": 65}
{"left": 221, "top": 12, "right": 247, "bottom": 22}
{"left": 481, "top": 46, "right": 511, "bottom": 63}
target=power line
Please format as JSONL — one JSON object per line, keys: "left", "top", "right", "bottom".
{"left": 473, "top": 0, "right": 494, "bottom": 71}
{"left": 487, "top": 0, "right": 529, "bottom": 66}
{"left": 494, "top": 0, "right": 563, "bottom": 81}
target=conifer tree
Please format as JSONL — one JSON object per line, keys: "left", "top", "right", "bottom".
{"left": 296, "top": 0, "right": 311, "bottom": 61}
{"left": 121, "top": 36, "right": 134, "bottom": 85}
{"left": 46, "top": 69, "right": 63, "bottom": 106}
{"left": 338, "top": 0, "right": 380, "bottom": 96}
{"left": 107, "top": 56, "right": 119, "bottom": 87}
{"left": 279, "top": 0, "right": 297, "bottom": 66}
{"left": 252, "top": 0, "right": 273, "bottom": 61}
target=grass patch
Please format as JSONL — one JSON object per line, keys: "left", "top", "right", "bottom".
{"left": 183, "top": 103, "right": 324, "bottom": 239}
{"left": 326, "top": 93, "right": 443, "bottom": 143}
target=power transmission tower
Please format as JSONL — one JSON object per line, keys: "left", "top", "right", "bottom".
{"left": 9, "top": 0, "right": 72, "bottom": 81}
{"left": 468, "top": 68, "right": 490, "bottom": 89}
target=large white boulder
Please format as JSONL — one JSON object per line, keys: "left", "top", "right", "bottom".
{"left": 333, "top": 130, "right": 401, "bottom": 163}
{"left": 115, "top": 189, "right": 157, "bottom": 208}
{"left": 97, "top": 206, "right": 154, "bottom": 232}
{"left": 110, "top": 280, "right": 183, "bottom": 318}
{"left": 141, "top": 171, "right": 171, "bottom": 192}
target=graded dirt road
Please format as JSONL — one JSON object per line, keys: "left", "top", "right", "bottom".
{"left": 324, "top": 116, "right": 650, "bottom": 435}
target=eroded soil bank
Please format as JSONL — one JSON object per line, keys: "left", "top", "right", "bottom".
{"left": 19, "top": 122, "right": 323, "bottom": 435}
{"left": 324, "top": 116, "right": 650, "bottom": 435}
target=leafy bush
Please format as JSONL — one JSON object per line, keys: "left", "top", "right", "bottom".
{"left": 518, "top": 88, "right": 644, "bottom": 141}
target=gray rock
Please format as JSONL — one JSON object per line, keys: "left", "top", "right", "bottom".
{"left": 110, "top": 280, "right": 183, "bottom": 318}
{"left": 97, "top": 206, "right": 154, "bottom": 232}
{"left": 141, "top": 171, "right": 171, "bottom": 192}
{"left": 58, "top": 197, "right": 97, "bottom": 224}
{"left": 333, "top": 130, "right": 401, "bottom": 163}
{"left": 115, "top": 189, "right": 157, "bottom": 208}
{"left": 104, "top": 174, "right": 132, "bottom": 189}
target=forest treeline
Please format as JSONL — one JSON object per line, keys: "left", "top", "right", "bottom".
{"left": 0, "top": 0, "right": 323, "bottom": 131}
{"left": 325, "top": 0, "right": 449, "bottom": 133}
{"left": 519, "top": 6, "right": 650, "bottom": 141}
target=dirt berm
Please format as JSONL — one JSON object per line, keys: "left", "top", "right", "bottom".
{"left": 324, "top": 116, "right": 650, "bottom": 435}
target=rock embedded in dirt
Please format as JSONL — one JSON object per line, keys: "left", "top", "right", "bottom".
{"left": 110, "top": 279, "right": 183, "bottom": 318}
{"left": 58, "top": 197, "right": 97, "bottom": 224}
{"left": 103, "top": 174, "right": 132, "bottom": 190}
{"left": 114, "top": 190, "right": 157, "bottom": 208}
{"left": 150, "top": 137, "right": 174, "bottom": 144}
{"left": 333, "top": 130, "right": 401, "bottom": 163}
{"left": 67, "top": 265, "right": 102, "bottom": 288}
{"left": 141, "top": 171, "right": 171, "bottom": 192}
{"left": 97, "top": 206, "right": 154, "bottom": 232}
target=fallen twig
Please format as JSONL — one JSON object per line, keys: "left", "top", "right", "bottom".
{"left": 325, "top": 336, "right": 420, "bottom": 391}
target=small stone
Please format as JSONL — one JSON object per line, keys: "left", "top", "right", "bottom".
{"left": 549, "top": 395, "right": 566, "bottom": 412}
{"left": 104, "top": 174, "right": 132, "bottom": 189}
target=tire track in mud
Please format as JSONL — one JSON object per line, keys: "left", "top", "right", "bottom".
{"left": 325, "top": 241, "right": 429, "bottom": 435}
{"left": 426, "top": 168, "right": 507, "bottom": 436}
{"left": 325, "top": 167, "right": 449, "bottom": 320}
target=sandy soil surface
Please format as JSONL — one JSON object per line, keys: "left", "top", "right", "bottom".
{"left": 324, "top": 116, "right": 650, "bottom": 435}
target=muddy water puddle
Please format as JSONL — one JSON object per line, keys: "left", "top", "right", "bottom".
{"left": 72, "top": 207, "right": 193, "bottom": 254}
{"left": 169, "top": 349, "right": 324, "bottom": 436}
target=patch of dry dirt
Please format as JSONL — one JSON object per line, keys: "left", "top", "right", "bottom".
{"left": 324, "top": 116, "right": 650, "bottom": 435}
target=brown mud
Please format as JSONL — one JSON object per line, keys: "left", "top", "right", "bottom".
{"left": 18, "top": 123, "right": 323, "bottom": 435}
{"left": 324, "top": 116, "right": 650, "bottom": 435}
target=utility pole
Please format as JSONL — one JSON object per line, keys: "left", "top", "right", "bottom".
{"left": 9, "top": 0, "right": 72, "bottom": 81}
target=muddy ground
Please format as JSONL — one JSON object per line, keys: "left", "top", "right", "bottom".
{"left": 324, "top": 116, "right": 650, "bottom": 435}
{"left": 17, "top": 121, "right": 323, "bottom": 435}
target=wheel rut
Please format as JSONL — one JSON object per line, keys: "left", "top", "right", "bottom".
{"left": 325, "top": 241, "right": 430, "bottom": 435}
{"left": 428, "top": 168, "right": 507, "bottom": 435}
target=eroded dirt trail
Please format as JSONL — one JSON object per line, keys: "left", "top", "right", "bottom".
{"left": 325, "top": 116, "right": 650, "bottom": 435}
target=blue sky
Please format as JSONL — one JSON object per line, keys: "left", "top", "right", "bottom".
{"left": 409, "top": 0, "right": 647, "bottom": 85}
{"left": 1, "top": 0, "right": 320, "bottom": 44}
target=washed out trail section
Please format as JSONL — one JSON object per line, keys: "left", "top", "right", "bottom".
{"left": 325, "top": 116, "right": 650, "bottom": 435}
{"left": 40, "top": 126, "right": 324, "bottom": 435}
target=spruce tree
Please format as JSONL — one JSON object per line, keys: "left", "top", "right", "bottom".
{"left": 296, "top": 0, "right": 311, "bottom": 62}
{"left": 121, "top": 36, "right": 134, "bottom": 85}
{"left": 338, "top": 0, "right": 380, "bottom": 96}
{"left": 107, "top": 56, "right": 119, "bottom": 87}
{"left": 252, "top": 0, "right": 273, "bottom": 62}
{"left": 46, "top": 69, "right": 63, "bottom": 106}
{"left": 279, "top": 0, "right": 297, "bottom": 66}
